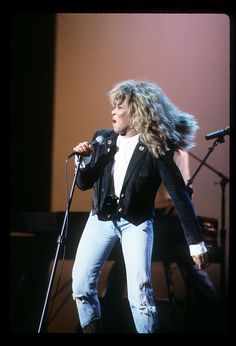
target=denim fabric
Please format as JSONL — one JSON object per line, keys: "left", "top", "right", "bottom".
{"left": 72, "top": 213, "right": 158, "bottom": 333}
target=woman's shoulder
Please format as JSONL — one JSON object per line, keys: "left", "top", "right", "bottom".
{"left": 94, "top": 128, "right": 114, "bottom": 138}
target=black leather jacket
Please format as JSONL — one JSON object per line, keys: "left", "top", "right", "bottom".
{"left": 76, "top": 129, "right": 203, "bottom": 245}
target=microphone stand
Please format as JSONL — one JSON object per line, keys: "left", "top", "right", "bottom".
{"left": 187, "top": 136, "right": 229, "bottom": 302}
{"left": 37, "top": 154, "right": 81, "bottom": 333}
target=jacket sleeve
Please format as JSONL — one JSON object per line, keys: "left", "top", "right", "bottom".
{"left": 75, "top": 129, "right": 113, "bottom": 191}
{"left": 157, "top": 151, "right": 204, "bottom": 245}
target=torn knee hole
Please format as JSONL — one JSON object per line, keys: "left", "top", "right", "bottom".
{"left": 139, "top": 304, "right": 156, "bottom": 313}
{"left": 74, "top": 295, "right": 88, "bottom": 303}
{"left": 138, "top": 299, "right": 157, "bottom": 314}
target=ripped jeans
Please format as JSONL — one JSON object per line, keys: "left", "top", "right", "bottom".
{"left": 72, "top": 213, "right": 158, "bottom": 333}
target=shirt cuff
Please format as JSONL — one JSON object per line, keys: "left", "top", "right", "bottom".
{"left": 189, "top": 241, "right": 207, "bottom": 256}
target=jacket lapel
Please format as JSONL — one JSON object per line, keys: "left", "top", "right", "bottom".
{"left": 122, "top": 142, "right": 147, "bottom": 187}
{"left": 99, "top": 132, "right": 148, "bottom": 197}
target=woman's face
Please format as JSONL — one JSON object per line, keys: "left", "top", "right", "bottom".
{"left": 111, "top": 100, "right": 136, "bottom": 137}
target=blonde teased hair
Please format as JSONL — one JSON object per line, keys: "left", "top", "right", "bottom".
{"left": 108, "top": 80, "right": 199, "bottom": 158}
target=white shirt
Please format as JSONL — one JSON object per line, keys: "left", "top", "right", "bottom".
{"left": 112, "top": 134, "right": 140, "bottom": 198}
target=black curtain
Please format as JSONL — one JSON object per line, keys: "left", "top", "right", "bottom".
{"left": 11, "top": 14, "right": 55, "bottom": 212}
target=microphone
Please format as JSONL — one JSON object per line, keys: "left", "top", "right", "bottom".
{"left": 205, "top": 126, "right": 230, "bottom": 140}
{"left": 67, "top": 135, "right": 105, "bottom": 158}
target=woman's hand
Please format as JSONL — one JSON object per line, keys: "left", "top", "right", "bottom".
{"left": 73, "top": 141, "right": 93, "bottom": 156}
{"left": 192, "top": 252, "right": 208, "bottom": 269}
